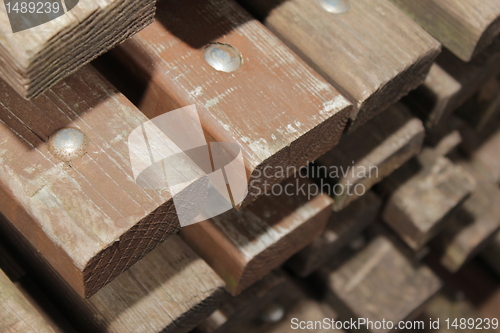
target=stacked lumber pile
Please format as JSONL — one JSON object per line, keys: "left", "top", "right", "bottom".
{"left": 0, "top": 0, "right": 499, "bottom": 332}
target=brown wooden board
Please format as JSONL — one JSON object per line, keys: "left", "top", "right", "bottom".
{"left": 0, "top": 65, "right": 197, "bottom": 297}
{"left": 0, "top": 0, "right": 155, "bottom": 98}
{"left": 287, "top": 191, "right": 382, "bottom": 277}
{"left": 180, "top": 178, "right": 333, "bottom": 295}
{"left": 317, "top": 103, "right": 425, "bottom": 211}
{"left": 237, "top": 0, "right": 441, "bottom": 131}
{"left": 380, "top": 149, "right": 476, "bottom": 251}
{"left": 432, "top": 162, "right": 500, "bottom": 273}
{"left": 319, "top": 234, "right": 442, "bottom": 333}
{"left": 389, "top": 0, "right": 500, "bottom": 62}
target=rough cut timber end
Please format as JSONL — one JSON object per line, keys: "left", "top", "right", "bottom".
{"left": 381, "top": 149, "right": 476, "bottom": 251}
{"left": 112, "top": 0, "right": 353, "bottom": 208}
{"left": 180, "top": 178, "right": 333, "bottom": 295}
{"left": 389, "top": 0, "right": 500, "bottom": 62}
{"left": 319, "top": 234, "right": 442, "bottom": 333}
{"left": 0, "top": 0, "right": 156, "bottom": 99}
{"left": 239, "top": 0, "right": 441, "bottom": 132}
{"left": 318, "top": 103, "right": 425, "bottom": 211}
{"left": 0, "top": 65, "right": 189, "bottom": 298}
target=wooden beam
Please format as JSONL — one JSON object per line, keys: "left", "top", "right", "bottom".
{"left": 389, "top": 0, "right": 500, "bottom": 61}
{"left": 319, "top": 233, "right": 442, "bottom": 333}
{"left": 317, "top": 103, "right": 424, "bottom": 211}
{"left": 180, "top": 178, "right": 334, "bottom": 295}
{"left": 287, "top": 191, "right": 381, "bottom": 277}
{"left": 109, "top": 0, "right": 352, "bottom": 207}
{"left": 380, "top": 149, "right": 476, "bottom": 250}
{"left": 432, "top": 162, "right": 500, "bottom": 273}
{"left": 237, "top": 0, "right": 440, "bottom": 131}
{"left": 0, "top": 0, "right": 155, "bottom": 98}
{"left": 0, "top": 65, "right": 200, "bottom": 297}
{"left": 403, "top": 64, "right": 462, "bottom": 128}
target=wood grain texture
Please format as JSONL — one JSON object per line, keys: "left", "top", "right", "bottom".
{"left": 238, "top": 0, "right": 440, "bottom": 131}
{"left": 110, "top": 0, "right": 352, "bottom": 207}
{"left": 389, "top": 0, "right": 500, "bottom": 61}
{"left": 432, "top": 162, "right": 500, "bottom": 273}
{"left": 287, "top": 191, "right": 381, "bottom": 277}
{"left": 0, "top": 65, "right": 196, "bottom": 297}
{"left": 403, "top": 64, "right": 462, "bottom": 128}
{"left": 319, "top": 234, "right": 442, "bottom": 333}
{"left": 381, "top": 149, "right": 476, "bottom": 251}
{"left": 0, "top": 269, "right": 64, "bottom": 333}
{"left": 196, "top": 270, "right": 287, "bottom": 333}
{"left": 318, "top": 103, "right": 425, "bottom": 211}
{"left": 0, "top": 0, "right": 155, "bottom": 98}
{"left": 180, "top": 178, "right": 334, "bottom": 295}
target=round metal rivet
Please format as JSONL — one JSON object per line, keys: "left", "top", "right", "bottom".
{"left": 259, "top": 302, "right": 286, "bottom": 324}
{"left": 48, "top": 127, "right": 87, "bottom": 162}
{"left": 203, "top": 43, "right": 242, "bottom": 73}
{"left": 317, "top": 0, "right": 350, "bottom": 14}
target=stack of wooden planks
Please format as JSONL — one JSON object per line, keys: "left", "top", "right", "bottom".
{"left": 1, "top": 0, "right": 500, "bottom": 332}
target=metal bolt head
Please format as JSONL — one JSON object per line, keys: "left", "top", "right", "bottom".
{"left": 317, "top": 0, "right": 350, "bottom": 14}
{"left": 204, "top": 43, "right": 242, "bottom": 73}
{"left": 48, "top": 127, "right": 87, "bottom": 162}
{"left": 259, "top": 302, "right": 286, "bottom": 324}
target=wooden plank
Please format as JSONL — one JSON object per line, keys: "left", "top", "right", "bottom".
{"left": 389, "top": 0, "right": 500, "bottom": 61}
{"left": 431, "top": 162, "right": 500, "bottom": 273}
{"left": 403, "top": 63, "right": 462, "bottom": 128}
{"left": 380, "top": 149, "right": 476, "bottom": 250}
{"left": 180, "top": 178, "right": 334, "bottom": 295}
{"left": 109, "top": 0, "right": 352, "bottom": 207}
{"left": 0, "top": 65, "right": 203, "bottom": 297}
{"left": 0, "top": 214, "right": 225, "bottom": 333}
{"left": 237, "top": 0, "right": 440, "bottom": 131}
{"left": 317, "top": 103, "right": 425, "bottom": 211}
{"left": 0, "top": 0, "right": 155, "bottom": 99}
{"left": 198, "top": 274, "right": 345, "bottom": 333}
{"left": 196, "top": 270, "right": 287, "bottom": 333}
{"left": 481, "top": 233, "right": 500, "bottom": 278}
{"left": 319, "top": 234, "right": 442, "bottom": 333}
{"left": 0, "top": 268, "right": 66, "bottom": 333}
{"left": 287, "top": 191, "right": 381, "bottom": 277}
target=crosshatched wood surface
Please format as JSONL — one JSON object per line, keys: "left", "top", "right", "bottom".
{"left": 389, "top": 0, "right": 500, "bottom": 62}
{"left": 238, "top": 0, "right": 441, "bottom": 131}
{"left": 111, "top": 0, "right": 352, "bottom": 207}
{"left": 0, "top": 65, "right": 203, "bottom": 298}
{"left": 0, "top": 0, "right": 155, "bottom": 98}
{"left": 180, "top": 178, "right": 333, "bottom": 295}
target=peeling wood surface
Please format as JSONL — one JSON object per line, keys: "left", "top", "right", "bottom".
{"left": 432, "top": 162, "right": 500, "bottom": 273}
{"left": 318, "top": 104, "right": 424, "bottom": 211}
{"left": 287, "top": 191, "right": 381, "bottom": 277}
{"left": 380, "top": 149, "right": 476, "bottom": 250}
{"left": 0, "top": 65, "right": 195, "bottom": 297}
{"left": 180, "top": 178, "right": 333, "bottom": 295}
{"left": 389, "top": 0, "right": 500, "bottom": 62}
{"left": 111, "top": 0, "right": 352, "bottom": 206}
{"left": 319, "top": 234, "right": 442, "bottom": 333}
{"left": 238, "top": 0, "right": 440, "bottom": 130}
{"left": 0, "top": 0, "right": 155, "bottom": 98}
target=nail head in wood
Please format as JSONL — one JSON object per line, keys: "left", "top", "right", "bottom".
{"left": 48, "top": 127, "right": 88, "bottom": 162}
{"left": 204, "top": 43, "right": 243, "bottom": 73}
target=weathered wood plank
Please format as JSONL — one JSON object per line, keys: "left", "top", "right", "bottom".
{"left": 403, "top": 64, "right": 462, "bottom": 128}
{"left": 0, "top": 65, "right": 200, "bottom": 297}
{"left": 180, "top": 178, "right": 334, "bottom": 295}
{"left": 287, "top": 191, "right": 381, "bottom": 277}
{"left": 108, "top": 0, "right": 353, "bottom": 207}
{"left": 317, "top": 103, "right": 425, "bottom": 211}
{"left": 380, "top": 149, "right": 476, "bottom": 250}
{"left": 0, "top": 0, "right": 155, "bottom": 98}
{"left": 319, "top": 233, "right": 442, "bottom": 333}
{"left": 432, "top": 162, "right": 500, "bottom": 273}
{"left": 389, "top": 0, "right": 500, "bottom": 61}
{"left": 238, "top": 0, "right": 440, "bottom": 131}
